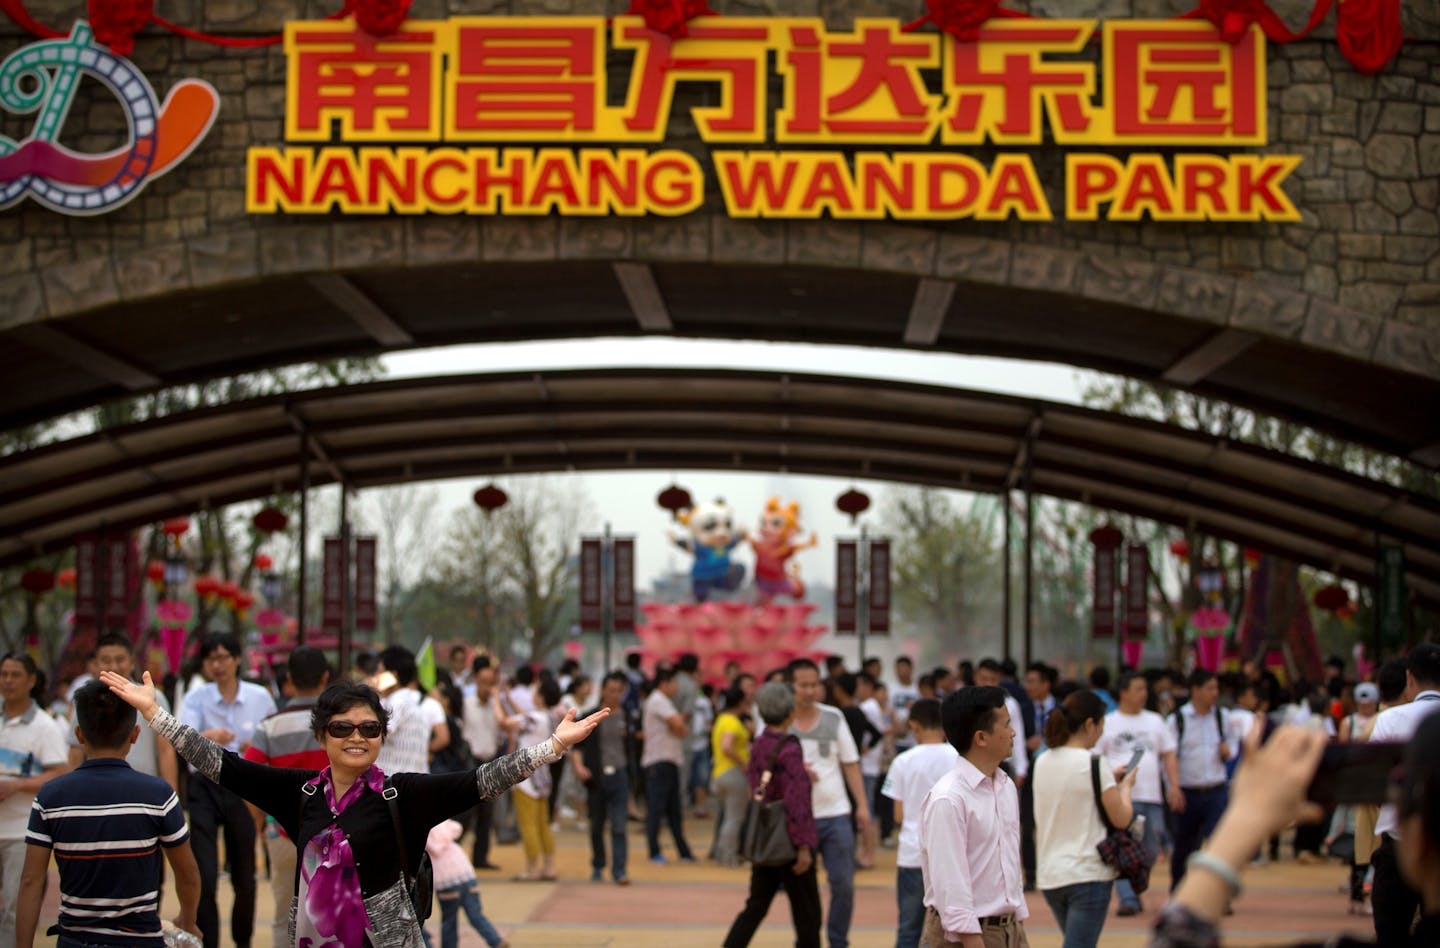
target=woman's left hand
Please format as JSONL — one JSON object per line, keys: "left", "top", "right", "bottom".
{"left": 555, "top": 707, "right": 608, "bottom": 747}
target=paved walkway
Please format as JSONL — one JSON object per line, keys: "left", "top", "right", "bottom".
{"left": 31, "top": 814, "right": 1378, "bottom": 947}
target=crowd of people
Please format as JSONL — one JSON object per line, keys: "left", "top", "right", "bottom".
{"left": 2, "top": 636, "right": 1439, "bottom": 948}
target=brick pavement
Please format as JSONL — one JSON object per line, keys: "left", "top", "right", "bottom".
{"left": 29, "top": 813, "right": 1380, "bottom": 947}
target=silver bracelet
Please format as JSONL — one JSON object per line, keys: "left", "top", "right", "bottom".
{"left": 550, "top": 732, "right": 569, "bottom": 754}
{"left": 1187, "top": 851, "right": 1242, "bottom": 897}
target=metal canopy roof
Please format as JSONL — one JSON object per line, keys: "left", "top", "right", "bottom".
{"left": 4, "top": 260, "right": 1440, "bottom": 467}
{"left": 2, "top": 368, "right": 1438, "bottom": 604}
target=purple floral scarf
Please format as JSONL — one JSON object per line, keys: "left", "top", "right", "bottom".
{"left": 295, "top": 765, "right": 387, "bottom": 947}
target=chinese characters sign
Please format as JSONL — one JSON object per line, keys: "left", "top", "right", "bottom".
{"left": 247, "top": 17, "right": 1300, "bottom": 221}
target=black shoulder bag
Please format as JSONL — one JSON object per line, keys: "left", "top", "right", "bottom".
{"left": 383, "top": 783, "right": 435, "bottom": 921}
{"left": 1090, "top": 756, "right": 1152, "bottom": 894}
{"left": 739, "top": 735, "right": 799, "bottom": 867}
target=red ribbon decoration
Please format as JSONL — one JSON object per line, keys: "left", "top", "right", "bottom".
{"left": 623, "top": 0, "right": 716, "bottom": 40}
{"left": 88, "top": 0, "right": 151, "bottom": 55}
{"left": 1181, "top": 0, "right": 1333, "bottom": 44}
{"left": 0, "top": 0, "right": 416, "bottom": 53}
{"left": 1335, "top": 0, "right": 1404, "bottom": 74}
{"left": 339, "top": 0, "right": 413, "bottom": 38}
{"left": 903, "top": 0, "right": 1028, "bottom": 42}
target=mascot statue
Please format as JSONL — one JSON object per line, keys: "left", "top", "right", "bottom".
{"left": 749, "top": 496, "right": 818, "bottom": 604}
{"left": 670, "top": 498, "right": 747, "bottom": 602}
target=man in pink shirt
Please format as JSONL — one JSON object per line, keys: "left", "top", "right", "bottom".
{"left": 918, "top": 686, "right": 1029, "bottom": 948}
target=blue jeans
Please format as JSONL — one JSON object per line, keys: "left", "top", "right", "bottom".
{"left": 644, "top": 761, "right": 693, "bottom": 859}
{"left": 589, "top": 769, "right": 630, "bottom": 879}
{"left": 895, "top": 866, "right": 925, "bottom": 948}
{"left": 1115, "top": 801, "right": 1165, "bottom": 909}
{"left": 815, "top": 814, "right": 856, "bottom": 948}
{"left": 1042, "top": 879, "right": 1113, "bottom": 948}
{"left": 438, "top": 880, "right": 503, "bottom": 948}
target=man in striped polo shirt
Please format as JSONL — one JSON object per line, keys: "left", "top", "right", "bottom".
{"left": 17, "top": 680, "right": 200, "bottom": 947}
{"left": 242, "top": 647, "right": 330, "bottom": 948}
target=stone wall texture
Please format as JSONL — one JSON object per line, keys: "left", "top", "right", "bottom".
{"left": 0, "top": 0, "right": 1436, "bottom": 377}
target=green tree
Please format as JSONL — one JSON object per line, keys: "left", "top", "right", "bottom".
{"left": 428, "top": 479, "right": 590, "bottom": 664}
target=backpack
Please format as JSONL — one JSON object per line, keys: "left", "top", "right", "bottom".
{"left": 1174, "top": 703, "right": 1225, "bottom": 752}
{"left": 383, "top": 784, "right": 434, "bottom": 922}
{"left": 430, "top": 715, "right": 478, "bottom": 774}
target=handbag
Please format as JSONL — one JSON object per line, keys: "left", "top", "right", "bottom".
{"left": 739, "top": 735, "right": 799, "bottom": 867}
{"left": 1090, "top": 756, "right": 1152, "bottom": 895}
{"left": 383, "top": 783, "right": 435, "bottom": 921}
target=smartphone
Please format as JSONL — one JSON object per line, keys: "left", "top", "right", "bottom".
{"left": 1306, "top": 742, "right": 1405, "bottom": 807}
{"left": 1122, "top": 748, "right": 1144, "bottom": 777}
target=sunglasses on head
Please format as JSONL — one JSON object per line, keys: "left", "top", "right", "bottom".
{"left": 325, "top": 720, "right": 383, "bottom": 739}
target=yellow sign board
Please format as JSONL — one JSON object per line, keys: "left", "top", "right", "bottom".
{"left": 245, "top": 16, "right": 1300, "bottom": 221}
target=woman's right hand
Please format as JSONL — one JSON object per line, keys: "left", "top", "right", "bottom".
{"left": 792, "top": 845, "right": 812, "bottom": 875}
{"left": 99, "top": 669, "right": 161, "bottom": 723}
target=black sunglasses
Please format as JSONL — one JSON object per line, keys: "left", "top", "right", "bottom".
{"left": 325, "top": 720, "right": 383, "bottom": 739}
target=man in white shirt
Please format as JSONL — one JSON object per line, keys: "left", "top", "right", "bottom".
{"left": 1166, "top": 669, "right": 1239, "bottom": 890}
{"left": 375, "top": 646, "right": 437, "bottom": 776}
{"left": 1094, "top": 671, "right": 1183, "bottom": 915}
{"left": 1368, "top": 642, "right": 1440, "bottom": 944}
{"left": 177, "top": 634, "right": 276, "bottom": 948}
{"left": 788, "top": 658, "right": 870, "bottom": 948}
{"left": 974, "top": 661, "right": 1028, "bottom": 786}
{"left": 67, "top": 634, "right": 179, "bottom": 790}
{"left": 462, "top": 661, "right": 513, "bottom": 869}
{"left": 890, "top": 657, "right": 922, "bottom": 753}
{"left": 641, "top": 667, "right": 694, "bottom": 863}
{"left": 919, "top": 685, "right": 1028, "bottom": 948}
{"left": 883, "top": 699, "right": 958, "bottom": 948}
{"left": 0, "top": 653, "right": 69, "bottom": 948}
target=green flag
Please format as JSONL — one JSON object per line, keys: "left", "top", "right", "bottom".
{"left": 416, "top": 636, "right": 437, "bottom": 691}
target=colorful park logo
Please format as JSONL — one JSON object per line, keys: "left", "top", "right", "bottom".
{"left": 0, "top": 21, "right": 218, "bottom": 215}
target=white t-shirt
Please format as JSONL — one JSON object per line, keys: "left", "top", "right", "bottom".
{"left": 1033, "top": 746, "right": 1117, "bottom": 889}
{"left": 0, "top": 702, "right": 69, "bottom": 839}
{"left": 506, "top": 684, "right": 535, "bottom": 715}
{"left": 420, "top": 694, "right": 447, "bottom": 734}
{"left": 1094, "top": 709, "right": 1175, "bottom": 805}
{"left": 859, "top": 697, "right": 885, "bottom": 778}
{"left": 890, "top": 680, "right": 921, "bottom": 750}
{"left": 641, "top": 690, "right": 684, "bottom": 767}
{"left": 791, "top": 704, "right": 860, "bottom": 820}
{"left": 376, "top": 688, "right": 431, "bottom": 775}
{"left": 882, "top": 742, "right": 959, "bottom": 867}
{"left": 515, "top": 709, "right": 553, "bottom": 798}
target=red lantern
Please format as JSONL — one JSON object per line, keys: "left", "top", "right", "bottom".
{"left": 1243, "top": 547, "right": 1263, "bottom": 565}
{"left": 253, "top": 507, "right": 288, "bottom": 534}
{"left": 1314, "top": 584, "right": 1349, "bottom": 612}
{"left": 217, "top": 580, "right": 240, "bottom": 604}
{"left": 657, "top": 484, "right": 693, "bottom": 520}
{"left": 234, "top": 591, "right": 256, "bottom": 611}
{"left": 1088, "top": 525, "right": 1123, "bottom": 550}
{"left": 254, "top": 553, "right": 273, "bottom": 571}
{"left": 20, "top": 568, "right": 55, "bottom": 595}
{"left": 836, "top": 488, "right": 871, "bottom": 524}
{"left": 146, "top": 559, "right": 165, "bottom": 588}
{"left": 161, "top": 517, "right": 191, "bottom": 537}
{"left": 473, "top": 484, "right": 509, "bottom": 514}
{"left": 56, "top": 567, "right": 76, "bottom": 589}
{"left": 194, "top": 574, "right": 219, "bottom": 600}
{"left": 1169, "top": 538, "right": 1190, "bottom": 559}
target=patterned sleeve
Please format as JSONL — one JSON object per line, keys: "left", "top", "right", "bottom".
{"left": 1149, "top": 904, "right": 1221, "bottom": 948}
{"left": 474, "top": 737, "right": 561, "bottom": 800}
{"left": 150, "top": 706, "right": 224, "bottom": 781}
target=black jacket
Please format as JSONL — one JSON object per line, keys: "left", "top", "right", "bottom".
{"left": 575, "top": 704, "right": 635, "bottom": 789}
